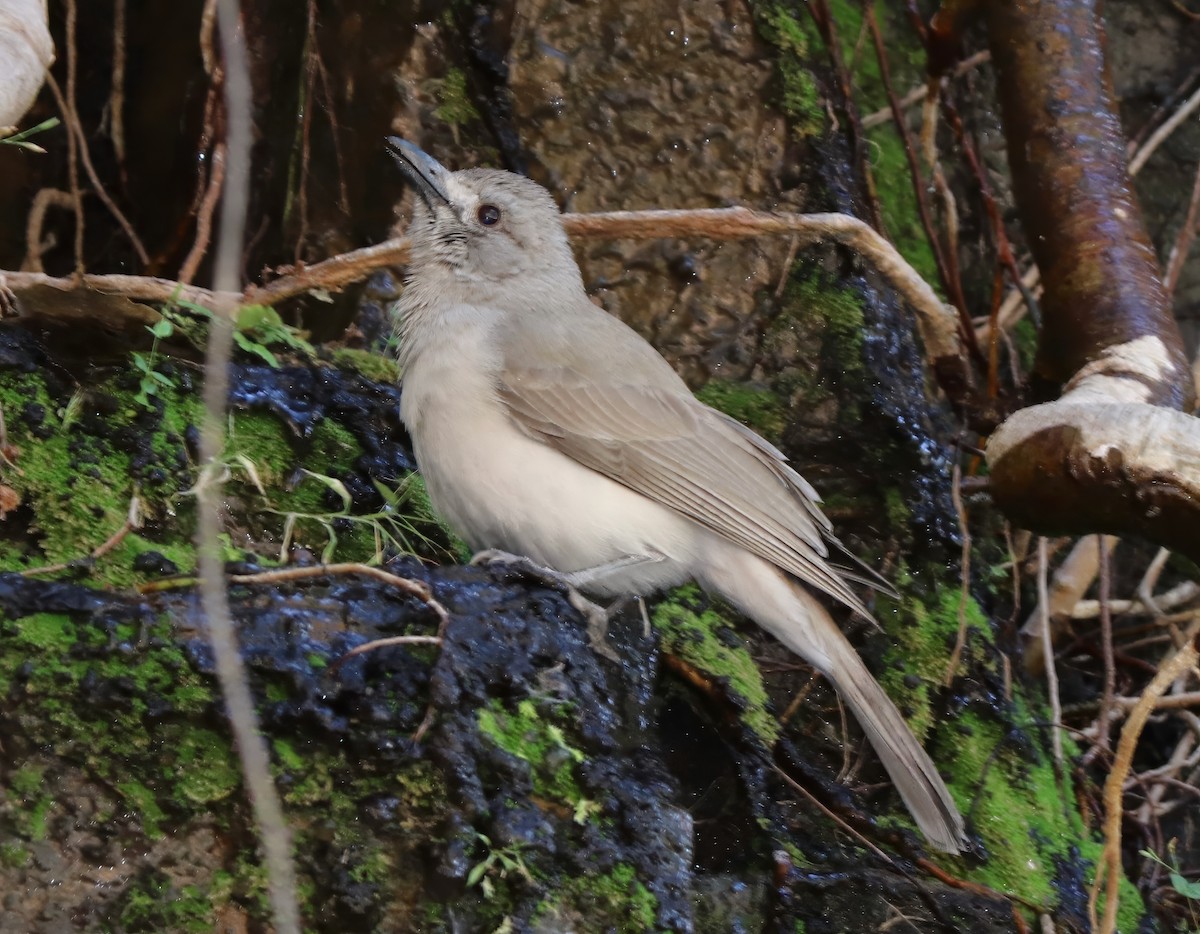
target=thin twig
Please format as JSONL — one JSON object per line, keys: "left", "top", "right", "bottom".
{"left": 1135, "top": 547, "right": 1172, "bottom": 618}
{"left": 1096, "top": 538, "right": 1116, "bottom": 757}
{"left": 46, "top": 70, "right": 150, "bottom": 267}
{"left": 1072, "top": 581, "right": 1199, "bottom": 619}
{"left": 943, "top": 459, "right": 972, "bottom": 685}
{"left": 229, "top": 562, "right": 449, "bottom": 623}
{"left": 179, "top": 142, "right": 227, "bottom": 285}
{"left": 336, "top": 634, "right": 442, "bottom": 660}
{"left": 1089, "top": 622, "right": 1200, "bottom": 934}
{"left": 22, "top": 189, "right": 75, "bottom": 272}
{"left": 200, "top": 3, "right": 300, "bottom": 931}
{"left": 43, "top": 73, "right": 84, "bottom": 277}
{"left": 1129, "top": 82, "right": 1200, "bottom": 177}
{"left": 293, "top": 0, "right": 318, "bottom": 265}
{"left": 109, "top": 0, "right": 127, "bottom": 168}
{"left": 1039, "top": 538, "right": 1064, "bottom": 771}
{"left": 4, "top": 207, "right": 966, "bottom": 380}
{"left": 21, "top": 496, "right": 141, "bottom": 577}
{"left": 772, "top": 763, "right": 894, "bottom": 864}
{"left": 861, "top": 50, "right": 991, "bottom": 129}
{"left": 864, "top": 6, "right": 974, "bottom": 351}
{"left": 1163, "top": 158, "right": 1200, "bottom": 296}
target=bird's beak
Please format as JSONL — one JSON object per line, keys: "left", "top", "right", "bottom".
{"left": 386, "top": 137, "right": 453, "bottom": 210}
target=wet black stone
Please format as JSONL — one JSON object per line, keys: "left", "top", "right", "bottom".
{"left": 21, "top": 402, "right": 45, "bottom": 428}
{"left": 131, "top": 551, "right": 179, "bottom": 576}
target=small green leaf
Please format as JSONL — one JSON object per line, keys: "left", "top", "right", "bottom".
{"left": 1169, "top": 872, "right": 1200, "bottom": 899}
{"left": 466, "top": 860, "right": 489, "bottom": 888}
{"left": 319, "top": 523, "right": 338, "bottom": 564}
{"left": 233, "top": 331, "right": 279, "bottom": 367}
{"left": 300, "top": 469, "right": 352, "bottom": 513}
{"left": 148, "top": 319, "right": 174, "bottom": 339}
{"left": 0, "top": 117, "right": 61, "bottom": 147}
{"left": 371, "top": 478, "right": 400, "bottom": 508}
{"left": 236, "top": 304, "right": 282, "bottom": 331}
{"left": 175, "top": 299, "right": 214, "bottom": 319}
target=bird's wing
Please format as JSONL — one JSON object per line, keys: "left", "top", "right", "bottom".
{"left": 497, "top": 363, "right": 874, "bottom": 616}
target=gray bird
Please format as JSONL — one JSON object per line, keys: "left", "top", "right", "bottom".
{"left": 387, "top": 137, "right": 966, "bottom": 854}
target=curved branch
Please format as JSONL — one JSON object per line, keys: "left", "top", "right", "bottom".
{"left": 4, "top": 207, "right": 973, "bottom": 402}
{"left": 982, "top": 0, "right": 1199, "bottom": 558}
{"left": 988, "top": 398, "right": 1200, "bottom": 565}
{"left": 985, "top": 0, "right": 1192, "bottom": 408}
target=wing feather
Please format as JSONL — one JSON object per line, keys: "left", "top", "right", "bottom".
{"left": 498, "top": 364, "right": 879, "bottom": 616}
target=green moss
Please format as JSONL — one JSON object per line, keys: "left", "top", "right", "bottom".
{"left": 348, "top": 846, "right": 393, "bottom": 886}
{"left": 876, "top": 566, "right": 1145, "bottom": 927}
{"left": 478, "top": 698, "right": 586, "bottom": 805}
{"left": 652, "top": 584, "right": 779, "bottom": 745}
{"left": 1011, "top": 318, "right": 1038, "bottom": 372}
{"left": 750, "top": 0, "right": 943, "bottom": 294}
{"left": 867, "top": 131, "right": 940, "bottom": 292}
{"left": 116, "top": 781, "right": 168, "bottom": 839}
{"left": 876, "top": 572, "right": 989, "bottom": 739}
{"left": 537, "top": 863, "right": 658, "bottom": 932}
{"left": 272, "top": 738, "right": 305, "bottom": 771}
{"left": 794, "top": 274, "right": 865, "bottom": 379}
{"left": 936, "top": 701, "right": 1141, "bottom": 929}
{"left": 0, "top": 610, "right": 235, "bottom": 838}
{"left": 0, "top": 840, "right": 29, "bottom": 868}
{"left": 695, "top": 379, "right": 787, "bottom": 442}
{"left": 434, "top": 68, "right": 480, "bottom": 127}
{"left": 117, "top": 873, "right": 214, "bottom": 933}
{"left": 404, "top": 472, "right": 472, "bottom": 563}
{"left": 12, "top": 613, "right": 76, "bottom": 653}
{"left": 752, "top": 4, "right": 825, "bottom": 138}
{"left": 9, "top": 763, "right": 45, "bottom": 797}
{"left": 328, "top": 348, "right": 400, "bottom": 384}
{"left": 882, "top": 487, "right": 911, "bottom": 534}
{"left": 0, "top": 369, "right": 203, "bottom": 588}
{"left": 172, "top": 729, "right": 242, "bottom": 805}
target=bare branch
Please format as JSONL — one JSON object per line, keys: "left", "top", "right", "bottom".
{"left": 197, "top": 3, "right": 300, "bottom": 931}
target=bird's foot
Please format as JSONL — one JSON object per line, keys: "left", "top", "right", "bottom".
{"left": 468, "top": 549, "right": 627, "bottom": 661}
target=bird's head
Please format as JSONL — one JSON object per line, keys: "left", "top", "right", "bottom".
{"left": 387, "top": 138, "right": 580, "bottom": 292}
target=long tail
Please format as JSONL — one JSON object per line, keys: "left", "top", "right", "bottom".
{"left": 814, "top": 615, "right": 966, "bottom": 853}
{"left": 701, "top": 549, "right": 966, "bottom": 853}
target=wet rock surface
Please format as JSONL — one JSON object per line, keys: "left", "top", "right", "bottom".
{"left": 0, "top": 562, "right": 1023, "bottom": 933}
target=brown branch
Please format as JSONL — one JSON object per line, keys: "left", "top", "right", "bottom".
{"left": 109, "top": 0, "right": 127, "bottom": 169}
{"left": 43, "top": 73, "right": 84, "bottom": 277}
{"left": 2, "top": 269, "right": 234, "bottom": 309}
{"left": 805, "top": 0, "right": 886, "bottom": 233}
{"left": 1163, "top": 158, "right": 1200, "bottom": 296}
{"left": 22, "top": 189, "right": 75, "bottom": 273}
{"left": 4, "top": 204, "right": 974, "bottom": 407}
{"left": 179, "top": 142, "right": 226, "bottom": 285}
{"left": 985, "top": 0, "right": 1192, "bottom": 404}
{"left": 1089, "top": 622, "right": 1200, "bottom": 934}
{"left": 47, "top": 52, "right": 149, "bottom": 267}
{"left": 983, "top": 0, "right": 1199, "bottom": 560}
{"left": 865, "top": 7, "right": 975, "bottom": 355}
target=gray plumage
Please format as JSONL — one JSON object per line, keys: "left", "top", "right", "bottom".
{"left": 388, "top": 138, "right": 966, "bottom": 854}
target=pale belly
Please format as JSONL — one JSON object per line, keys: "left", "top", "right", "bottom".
{"left": 405, "top": 395, "right": 697, "bottom": 597}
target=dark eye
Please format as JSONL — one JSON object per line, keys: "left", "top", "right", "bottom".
{"left": 477, "top": 204, "right": 501, "bottom": 226}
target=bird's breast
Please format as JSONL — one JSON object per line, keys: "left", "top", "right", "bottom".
{"left": 398, "top": 331, "right": 697, "bottom": 594}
